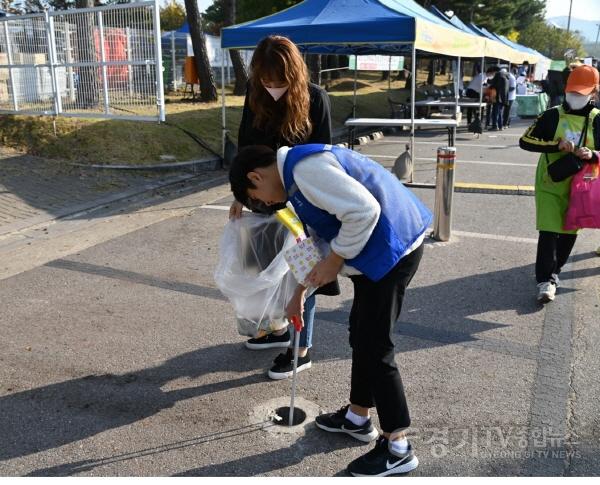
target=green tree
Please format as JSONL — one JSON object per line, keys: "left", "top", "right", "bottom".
{"left": 1, "top": 0, "right": 22, "bottom": 12}
{"left": 160, "top": 0, "right": 185, "bottom": 32}
{"left": 223, "top": 0, "right": 249, "bottom": 96}
{"left": 204, "top": 0, "right": 301, "bottom": 33}
{"left": 21, "top": 0, "right": 45, "bottom": 12}
{"left": 184, "top": 0, "right": 218, "bottom": 101}
{"left": 48, "top": 0, "right": 74, "bottom": 10}
{"left": 518, "top": 21, "right": 586, "bottom": 59}
{"left": 415, "top": 0, "right": 545, "bottom": 36}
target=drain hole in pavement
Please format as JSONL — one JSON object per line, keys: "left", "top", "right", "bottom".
{"left": 274, "top": 406, "right": 307, "bottom": 426}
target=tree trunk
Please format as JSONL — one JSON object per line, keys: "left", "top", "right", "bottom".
{"left": 75, "top": 0, "right": 99, "bottom": 108}
{"left": 329, "top": 55, "right": 340, "bottom": 80}
{"left": 184, "top": 0, "right": 217, "bottom": 102}
{"left": 223, "top": 0, "right": 248, "bottom": 96}
{"left": 306, "top": 53, "right": 321, "bottom": 84}
{"left": 427, "top": 59, "right": 436, "bottom": 85}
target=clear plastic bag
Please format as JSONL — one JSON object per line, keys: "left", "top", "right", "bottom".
{"left": 214, "top": 213, "right": 298, "bottom": 337}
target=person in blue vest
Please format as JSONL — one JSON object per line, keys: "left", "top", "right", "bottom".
{"left": 229, "top": 143, "right": 432, "bottom": 477}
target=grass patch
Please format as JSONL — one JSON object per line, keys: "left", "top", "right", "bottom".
{"left": 0, "top": 71, "right": 438, "bottom": 166}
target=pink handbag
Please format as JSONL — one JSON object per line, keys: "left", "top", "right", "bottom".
{"left": 564, "top": 163, "right": 600, "bottom": 230}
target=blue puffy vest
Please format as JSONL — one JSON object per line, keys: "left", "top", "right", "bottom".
{"left": 282, "top": 144, "right": 432, "bottom": 281}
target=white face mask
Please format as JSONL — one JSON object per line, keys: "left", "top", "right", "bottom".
{"left": 264, "top": 85, "right": 288, "bottom": 101}
{"left": 566, "top": 92, "right": 591, "bottom": 110}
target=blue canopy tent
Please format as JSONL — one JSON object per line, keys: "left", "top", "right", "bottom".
{"left": 221, "top": 0, "right": 486, "bottom": 56}
{"left": 219, "top": 0, "right": 489, "bottom": 160}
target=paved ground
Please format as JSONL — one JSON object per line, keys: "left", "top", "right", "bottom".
{"left": 0, "top": 148, "right": 214, "bottom": 236}
{"left": 1, "top": 120, "right": 599, "bottom": 476}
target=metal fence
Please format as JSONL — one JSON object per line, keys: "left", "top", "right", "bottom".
{"left": 0, "top": 1, "right": 164, "bottom": 122}
{"left": 161, "top": 31, "right": 253, "bottom": 92}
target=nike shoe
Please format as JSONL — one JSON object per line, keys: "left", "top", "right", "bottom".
{"left": 315, "top": 405, "right": 378, "bottom": 443}
{"left": 347, "top": 436, "right": 419, "bottom": 477}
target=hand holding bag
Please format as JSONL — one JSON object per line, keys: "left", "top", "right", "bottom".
{"left": 547, "top": 115, "right": 589, "bottom": 182}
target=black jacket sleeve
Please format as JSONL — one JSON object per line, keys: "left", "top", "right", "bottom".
{"left": 594, "top": 112, "right": 600, "bottom": 151}
{"left": 237, "top": 85, "right": 253, "bottom": 149}
{"left": 592, "top": 113, "right": 600, "bottom": 162}
{"left": 519, "top": 107, "right": 561, "bottom": 153}
{"left": 306, "top": 83, "right": 333, "bottom": 144}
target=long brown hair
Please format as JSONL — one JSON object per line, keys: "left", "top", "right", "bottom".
{"left": 249, "top": 36, "right": 312, "bottom": 145}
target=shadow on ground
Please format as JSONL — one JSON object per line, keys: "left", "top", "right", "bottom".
{"left": 2, "top": 253, "right": 569, "bottom": 476}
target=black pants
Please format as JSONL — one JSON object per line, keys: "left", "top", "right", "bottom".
{"left": 485, "top": 102, "right": 493, "bottom": 127}
{"left": 348, "top": 243, "right": 424, "bottom": 433}
{"left": 465, "top": 88, "right": 482, "bottom": 124}
{"left": 535, "top": 231, "right": 577, "bottom": 284}
{"left": 502, "top": 100, "right": 514, "bottom": 127}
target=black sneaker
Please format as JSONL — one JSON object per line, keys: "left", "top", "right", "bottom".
{"left": 315, "top": 405, "right": 378, "bottom": 443}
{"left": 347, "top": 436, "right": 419, "bottom": 477}
{"left": 245, "top": 330, "right": 290, "bottom": 350}
{"left": 268, "top": 348, "right": 311, "bottom": 380}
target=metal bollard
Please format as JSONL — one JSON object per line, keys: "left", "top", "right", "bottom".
{"left": 432, "top": 147, "right": 456, "bottom": 242}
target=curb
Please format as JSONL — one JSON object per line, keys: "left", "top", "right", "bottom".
{"left": 404, "top": 182, "right": 535, "bottom": 196}
{"left": 71, "top": 157, "right": 221, "bottom": 172}
{"left": 455, "top": 182, "right": 535, "bottom": 196}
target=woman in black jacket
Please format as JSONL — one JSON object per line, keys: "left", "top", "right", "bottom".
{"left": 229, "top": 35, "right": 335, "bottom": 380}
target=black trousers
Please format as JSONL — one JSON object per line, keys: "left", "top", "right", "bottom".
{"left": 502, "top": 100, "right": 514, "bottom": 127}
{"left": 465, "top": 88, "right": 482, "bottom": 124}
{"left": 485, "top": 102, "right": 493, "bottom": 127}
{"left": 348, "top": 243, "right": 424, "bottom": 433}
{"left": 535, "top": 231, "right": 577, "bottom": 284}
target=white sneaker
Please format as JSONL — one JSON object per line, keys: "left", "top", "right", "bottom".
{"left": 537, "top": 281, "right": 556, "bottom": 303}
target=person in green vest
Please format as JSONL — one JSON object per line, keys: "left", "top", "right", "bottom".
{"left": 520, "top": 65, "right": 600, "bottom": 303}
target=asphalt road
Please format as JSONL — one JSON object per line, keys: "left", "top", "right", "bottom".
{"left": 1, "top": 120, "right": 599, "bottom": 476}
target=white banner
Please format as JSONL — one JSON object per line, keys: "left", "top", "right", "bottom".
{"left": 349, "top": 55, "right": 404, "bottom": 71}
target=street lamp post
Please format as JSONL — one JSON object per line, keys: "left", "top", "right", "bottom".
{"left": 595, "top": 24, "right": 600, "bottom": 48}
{"left": 567, "top": 0, "right": 573, "bottom": 33}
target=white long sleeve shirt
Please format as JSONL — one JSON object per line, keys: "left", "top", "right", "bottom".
{"left": 277, "top": 147, "right": 424, "bottom": 276}
{"left": 507, "top": 72, "right": 517, "bottom": 102}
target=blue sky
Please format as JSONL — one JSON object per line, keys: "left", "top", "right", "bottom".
{"left": 545, "top": 0, "right": 600, "bottom": 20}
{"left": 198, "top": 0, "right": 213, "bottom": 13}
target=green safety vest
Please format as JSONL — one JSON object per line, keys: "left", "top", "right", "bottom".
{"left": 535, "top": 106, "right": 599, "bottom": 234}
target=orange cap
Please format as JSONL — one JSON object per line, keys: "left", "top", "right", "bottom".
{"left": 565, "top": 65, "right": 600, "bottom": 95}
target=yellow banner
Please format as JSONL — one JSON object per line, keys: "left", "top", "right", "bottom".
{"left": 414, "top": 18, "right": 540, "bottom": 64}
{"left": 414, "top": 18, "right": 485, "bottom": 58}
{"left": 483, "top": 39, "right": 539, "bottom": 64}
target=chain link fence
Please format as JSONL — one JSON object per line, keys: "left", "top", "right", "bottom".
{"left": 0, "top": 1, "right": 164, "bottom": 122}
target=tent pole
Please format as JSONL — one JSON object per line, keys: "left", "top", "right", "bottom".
{"left": 410, "top": 43, "right": 416, "bottom": 180}
{"left": 479, "top": 56, "right": 485, "bottom": 124}
{"left": 455, "top": 56, "right": 461, "bottom": 120}
{"left": 221, "top": 47, "right": 226, "bottom": 166}
{"left": 388, "top": 55, "right": 391, "bottom": 93}
{"left": 353, "top": 55, "right": 357, "bottom": 118}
